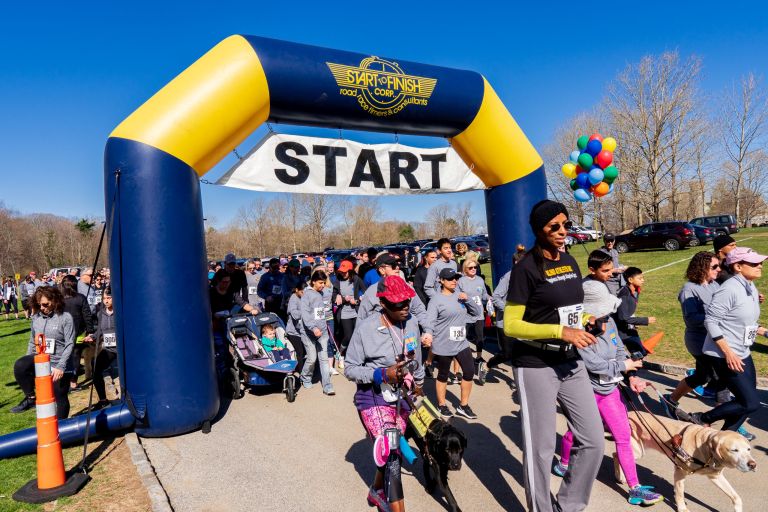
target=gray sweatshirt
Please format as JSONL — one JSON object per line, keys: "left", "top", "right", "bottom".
{"left": 357, "top": 283, "right": 431, "bottom": 332}
{"left": 425, "top": 290, "right": 481, "bottom": 356}
{"left": 27, "top": 312, "right": 76, "bottom": 372}
{"left": 286, "top": 293, "right": 302, "bottom": 336}
{"left": 457, "top": 275, "right": 488, "bottom": 322}
{"left": 300, "top": 288, "right": 327, "bottom": 336}
{"left": 491, "top": 271, "right": 511, "bottom": 328}
{"left": 423, "top": 258, "right": 457, "bottom": 299}
{"left": 678, "top": 281, "right": 719, "bottom": 356}
{"left": 703, "top": 274, "right": 761, "bottom": 360}
{"left": 344, "top": 313, "right": 425, "bottom": 385}
{"left": 77, "top": 280, "right": 98, "bottom": 312}
{"left": 246, "top": 272, "right": 264, "bottom": 308}
{"left": 577, "top": 317, "right": 628, "bottom": 395}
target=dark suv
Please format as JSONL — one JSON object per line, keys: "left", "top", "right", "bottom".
{"left": 614, "top": 222, "right": 695, "bottom": 253}
{"left": 689, "top": 214, "right": 739, "bottom": 236}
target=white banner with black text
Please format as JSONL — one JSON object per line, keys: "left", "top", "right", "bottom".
{"left": 216, "top": 132, "right": 487, "bottom": 195}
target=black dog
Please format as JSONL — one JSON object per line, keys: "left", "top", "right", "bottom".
{"left": 410, "top": 420, "right": 467, "bottom": 512}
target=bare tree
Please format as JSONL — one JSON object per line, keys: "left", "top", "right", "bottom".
{"left": 721, "top": 73, "right": 768, "bottom": 225}
{"left": 455, "top": 202, "right": 474, "bottom": 236}
{"left": 296, "top": 194, "right": 337, "bottom": 251}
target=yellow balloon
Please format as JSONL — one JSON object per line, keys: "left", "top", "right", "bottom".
{"left": 561, "top": 162, "right": 577, "bottom": 179}
{"left": 602, "top": 137, "right": 617, "bottom": 153}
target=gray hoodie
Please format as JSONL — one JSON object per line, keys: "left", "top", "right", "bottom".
{"left": 491, "top": 271, "right": 511, "bottom": 328}
{"left": 425, "top": 290, "right": 481, "bottom": 356}
{"left": 577, "top": 317, "right": 628, "bottom": 395}
{"left": 423, "top": 258, "right": 457, "bottom": 299}
{"left": 286, "top": 293, "right": 302, "bottom": 336}
{"left": 703, "top": 274, "right": 761, "bottom": 360}
{"left": 300, "top": 288, "right": 327, "bottom": 335}
{"left": 344, "top": 313, "right": 425, "bottom": 386}
{"left": 678, "top": 281, "right": 719, "bottom": 356}
{"left": 27, "top": 311, "right": 76, "bottom": 372}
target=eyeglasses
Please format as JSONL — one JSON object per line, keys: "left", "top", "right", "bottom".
{"left": 466, "top": 266, "right": 478, "bottom": 270}
{"left": 382, "top": 298, "right": 411, "bottom": 310}
{"left": 547, "top": 220, "right": 573, "bottom": 232}
{"left": 710, "top": 264, "right": 720, "bottom": 270}
{"left": 247, "top": 267, "right": 256, "bottom": 271}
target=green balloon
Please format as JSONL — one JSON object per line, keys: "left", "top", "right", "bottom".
{"left": 577, "top": 152, "right": 593, "bottom": 169}
{"left": 603, "top": 165, "right": 618, "bottom": 183}
{"left": 577, "top": 135, "right": 589, "bottom": 150}
{"left": 570, "top": 178, "right": 578, "bottom": 191}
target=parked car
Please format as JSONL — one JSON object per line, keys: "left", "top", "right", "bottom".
{"left": 613, "top": 221, "right": 696, "bottom": 252}
{"left": 689, "top": 214, "right": 739, "bottom": 236}
{"left": 566, "top": 230, "right": 590, "bottom": 244}
{"left": 690, "top": 225, "right": 715, "bottom": 247}
{"left": 325, "top": 249, "right": 354, "bottom": 264}
{"left": 571, "top": 226, "right": 599, "bottom": 241}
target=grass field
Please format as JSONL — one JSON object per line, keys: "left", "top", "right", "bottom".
{"left": 483, "top": 226, "right": 768, "bottom": 375}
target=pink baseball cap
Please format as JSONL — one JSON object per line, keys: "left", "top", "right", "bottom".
{"left": 725, "top": 247, "right": 768, "bottom": 266}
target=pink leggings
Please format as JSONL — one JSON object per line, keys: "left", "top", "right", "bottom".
{"left": 560, "top": 387, "right": 638, "bottom": 488}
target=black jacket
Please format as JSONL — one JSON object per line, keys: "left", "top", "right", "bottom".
{"left": 64, "top": 293, "right": 95, "bottom": 337}
{"left": 612, "top": 286, "right": 649, "bottom": 339}
{"left": 413, "top": 265, "right": 430, "bottom": 307}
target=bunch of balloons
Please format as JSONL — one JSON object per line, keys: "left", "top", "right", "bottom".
{"left": 560, "top": 133, "right": 619, "bottom": 202}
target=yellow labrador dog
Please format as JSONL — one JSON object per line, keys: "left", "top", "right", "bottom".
{"left": 621, "top": 411, "right": 756, "bottom": 512}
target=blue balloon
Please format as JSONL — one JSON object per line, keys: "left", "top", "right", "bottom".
{"left": 574, "top": 188, "right": 592, "bottom": 202}
{"left": 569, "top": 150, "right": 581, "bottom": 163}
{"left": 608, "top": 183, "right": 614, "bottom": 194}
{"left": 575, "top": 173, "right": 591, "bottom": 189}
{"left": 586, "top": 139, "right": 602, "bottom": 157}
{"left": 588, "top": 168, "right": 604, "bottom": 185}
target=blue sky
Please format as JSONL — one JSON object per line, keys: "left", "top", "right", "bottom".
{"left": 2, "top": 1, "right": 767, "bottom": 229}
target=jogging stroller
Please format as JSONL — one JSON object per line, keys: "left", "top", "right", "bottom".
{"left": 225, "top": 311, "right": 299, "bottom": 402}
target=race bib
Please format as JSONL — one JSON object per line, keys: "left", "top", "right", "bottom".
{"left": 103, "top": 333, "right": 117, "bottom": 348}
{"left": 87, "top": 295, "right": 96, "bottom": 305}
{"left": 313, "top": 307, "right": 325, "bottom": 321}
{"left": 248, "top": 286, "right": 257, "bottom": 296}
{"left": 472, "top": 296, "right": 482, "bottom": 307}
{"left": 271, "top": 285, "right": 282, "bottom": 295}
{"left": 380, "top": 383, "right": 399, "bottom": 403}
{"left": 94, "top": 295, "right": 102, "bottom": 304}
{"left": 449, "top": 326, "right": 466, "bottom": 342}
{"left": 44, "top": 338, "right": 56, "bottom": 355}
{"left": 558, "top": 304, "right": 584, "bottom": 329}
{"left": 744, "top": 325, "right": 758, "bottom": 347}
{"left": 598, "top": 373, "right": 623, "bottom": 385}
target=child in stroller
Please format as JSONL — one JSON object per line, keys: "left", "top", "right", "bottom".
{"left": 261, "top": 322, "right": 291, "bottom": 362}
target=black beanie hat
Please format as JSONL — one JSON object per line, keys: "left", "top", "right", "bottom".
{"left": 529, "top": 200, "right": 569, "bottom": 233}
{"left": 713, "top": 234, "right": 736, "bottom": 253}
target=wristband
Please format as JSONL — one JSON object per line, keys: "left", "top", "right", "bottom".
{"left": 373, "top": 368, "right": 383, "bottom": 386}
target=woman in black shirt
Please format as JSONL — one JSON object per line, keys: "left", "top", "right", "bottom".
{"left": 504, "top": 200, "right": 604, "bottom": 512}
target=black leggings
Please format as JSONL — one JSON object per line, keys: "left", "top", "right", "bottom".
{"left": 684, "top": 353, "right": 724, "bottom": 390}
{"left": 701, "top": 355, "right": 759, "bottom": 431}
{"left": 94, "top": 349, "right": 119, "bottom": 401}
{"left": 488, "top": 327, "right": 514, "bottom": 368}
{"left": 14, "top": 355, "right": 72, "bottom": 419}
{"left": 287, "top": 334, "right": 306, "bottom": 375}
{"left": 4, "top": 298, "right": 18, "bottom": 314}
{"left": 434, "top": 347, "right": 475, "bottom": 383}
{"left": 466, "top": 319, "right": 485, "bottom": 356}
{"left": 337, "top": 317, "right": 357, "bottom": 355}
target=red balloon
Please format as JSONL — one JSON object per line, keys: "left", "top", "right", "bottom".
{"left": 589, "top": 133, "right": 603, "bottom": 142}
{"left": 595, "top": 150, "right": 613, "bottom": 169}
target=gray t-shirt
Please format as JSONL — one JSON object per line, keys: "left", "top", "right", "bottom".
{"left": 702, "top": 275, "right": 761, "bottom": 360}
{"left": 286, "top": 293, "right": 302, "bottom": 336}
{"left": 339, "top": 280, "right": 358, "bottom": 320}
{"left": 678, "top": 281, "right": 719, "bottom": 356}
{"left": 246, "top": 272, "right": 264, "bottom": 308}
{"left": 423, "top": 258, "right": 457, "bottom": 299}
{"left": 77, "top": 280, "right": 98, "bottom": 311}
{"left": 457, "top": 275, "right": 488, "bottom": 322}
{"left": 425, "top": 291, "right": 481, "bottom": 356}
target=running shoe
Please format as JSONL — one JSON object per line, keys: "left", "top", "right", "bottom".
{"left": 737, "top": 426, "right": 756, "bottom": 442}
{"left": 424, "top": 364, "right": 434, "bottom": 380}
{"left": 455, "top": 404, "right": 477, "bottom": 419}
{"left": 448, "top": 374, "right": 459, "bottom": 385}
{"left": 10, "top": 396, "right": 35, "bottom": 414}
{"left": 686, "top": 412, "right": 708, "bottom": 426}
{"left": 476, "top": 361, "right": 487, "bottom": 385}
{"left": 552, "top": 460, "right": 569, "bottom": 478}
{"left": 323, "top": 387, "right": 336, "bottom": 396}
{"left": 367, "top": 487, "right": 391, "bottom": 512}
{"left": 337, "top": 356, "right": 345, "bottom": 370}
{"left": 716, "top": 390, "right": 733, "bottom": 405}
{"left": 660, "top": 393, "right": 679, "bottom": 419}
{"left": 330, "top": 368, "right": 340, "bottom": 376}
{"left": 438, "top": 404, "right": 453, "bottom": 418}
{"left": 628, "top": 485, "right": 663, "bottom": 506}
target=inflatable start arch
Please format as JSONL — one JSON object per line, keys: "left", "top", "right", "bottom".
{"left": 0, "top": 35, "right": 545, "bottom": 453}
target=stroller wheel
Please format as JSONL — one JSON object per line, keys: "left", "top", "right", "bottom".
{"left": 284, "top": 375, "right": 297, "bottom": 403}
{"left": 230, "top": 368, "right": 244, "bottom": 400}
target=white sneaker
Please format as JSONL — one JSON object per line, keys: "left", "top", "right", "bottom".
{"left": 330, "top": 368, "right": 340, "bottom": 376}
{"left": 338, "top": 356, "right": 345, "bottom": 370}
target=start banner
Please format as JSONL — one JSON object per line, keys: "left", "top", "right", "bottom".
{"left": 216, "top": 133, "right": 487, "bottom": 196}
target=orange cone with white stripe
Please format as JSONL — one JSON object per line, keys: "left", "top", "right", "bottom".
{"left": 32, "top": 333, "right": 66, "bottom": 489}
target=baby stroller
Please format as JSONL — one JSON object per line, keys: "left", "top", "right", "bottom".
{"left": 226, "top": 311, "right": 300, "bottom": 402}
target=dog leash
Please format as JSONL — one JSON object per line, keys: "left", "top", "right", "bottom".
{"left": 620, "top": 383, "right": 714, "bottom": 474}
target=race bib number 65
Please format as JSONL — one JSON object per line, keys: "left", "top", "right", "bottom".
{"left": 558, "top": 304, "right": 584, "bottom": 329}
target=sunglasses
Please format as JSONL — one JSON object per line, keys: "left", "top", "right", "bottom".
{"left": 710, "top": 264, "right": 720, "bottom": 270}
{"left": 547, "top": 220, "right": 573, "bottom": 232}
{"left": 382, "top": 298, "right": 411, "bottom": 310}
{"left": 739, "top": 261, "right": 763, "bottom": 267}
{"left": 39, "top": 301, "right": 52, "bottom": 308}
{"left": 466, "top": 266, "right": 478, "bottom": 270}
{"left": 442, "top": 276, "right": 459, "bottom": 281}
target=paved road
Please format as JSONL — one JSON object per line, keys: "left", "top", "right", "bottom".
{"left": 142, "top": 367, "right": 768, "bottom": 511}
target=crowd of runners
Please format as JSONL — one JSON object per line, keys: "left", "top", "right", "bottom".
{"left": 4, "top": 200, "right": 766, "bottom": 512}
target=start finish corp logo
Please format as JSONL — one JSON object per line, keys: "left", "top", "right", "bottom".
{"left": 327, "top": 57, "right": 437, "bottom": 117}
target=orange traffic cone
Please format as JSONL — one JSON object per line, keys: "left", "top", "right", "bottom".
{"left": 642, "top": 332, "right": 664, "bottom": 354}
{"left": 13, "top": 334, "right": 89, "bottom": 504}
